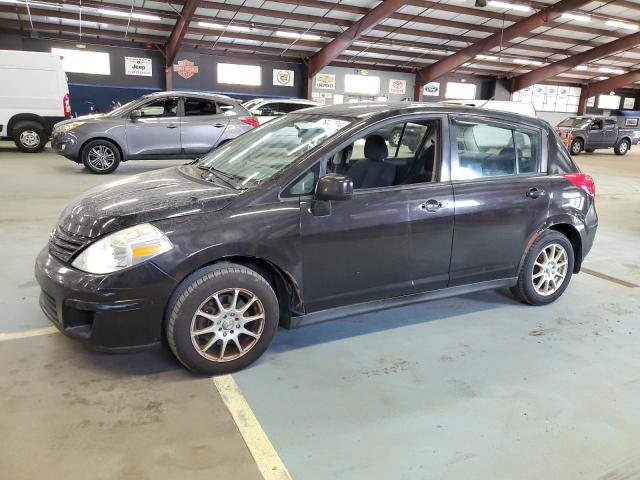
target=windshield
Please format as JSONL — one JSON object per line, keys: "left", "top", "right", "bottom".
{"left": 242, "top": 99, "right": 262, "bottom": 110}
{"left": 199, "top": 114, "right": 355, "bottom": 186}
{"left": 106, "top": 98, "right": 146, "bottom": 117}
{"left": 558, "top": 117, "right": 591, "bottom": 129}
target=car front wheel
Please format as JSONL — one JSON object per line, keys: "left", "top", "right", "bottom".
{"left": 511, "top": 231, "right": 574, "bottom": 306}
{"left": 570, "top": 138, "right": 583, "bottom": 155}
{"left": 81, "top": 139, "right": 121, "bottom": 174}
{"left": 166, "top": 263, "right": 279, "bottom": 375}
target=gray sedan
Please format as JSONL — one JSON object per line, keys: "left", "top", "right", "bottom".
{"left": 51, "top": 91, "right": 258, "bottom": 174}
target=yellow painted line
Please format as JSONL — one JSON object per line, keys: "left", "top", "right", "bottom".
{"left": 0, "top": 326, "right": 59, "bottom": 342}
{"left": 213, "top": 375, "right": 292, "bottom": 480}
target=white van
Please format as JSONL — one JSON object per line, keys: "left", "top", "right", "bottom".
{"left": 0, "top": 50, "right": 71, "bottom": 152}
{"left": 440, "top": 99, "right": 537, "bottom": 117}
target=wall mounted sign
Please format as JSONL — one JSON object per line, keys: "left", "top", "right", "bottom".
{"left": 273, "top": 69, "right": 294, "bottom": 87}
{"left": 125, "top": 57, "right": 152, "bottom": 77}
{"left": 623, "top": 97, "right": 636, "bottom": 109}
{"left": 587, "top": 96, "right": 595, "bottom": 107}
{"left": 389, "top": 79, "right": 406, "bottom": 95}
{"left": 315, "top": 73, "right": 335, "bottom": 90}
{"left": 625, "top": 117, "right": 638, "bottom": 127}
{"left": 173, "top": 59, "right": 199, "bottom": 79}
{"left": 423, "top": 82, "right": 440, "bottom": 96}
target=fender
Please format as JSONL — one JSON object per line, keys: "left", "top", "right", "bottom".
{"left": 517, "top": 213, "right": 587, "bottom": 275}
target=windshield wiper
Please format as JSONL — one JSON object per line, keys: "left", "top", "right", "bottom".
{"left": 197, "top": 164, "right": 247, "bottom": 190}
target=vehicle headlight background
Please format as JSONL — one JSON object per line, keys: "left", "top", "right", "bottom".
{"left": 72, "top": 223, "right": 173, "bottom": 274}
{"left": 56, "top": 121, "right": 85, "bottom": 133}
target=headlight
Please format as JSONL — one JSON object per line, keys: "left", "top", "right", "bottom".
{"left": 72, "top": 223, "right": 172, "bottom": 274}
{"left": 56, "top": 121, "right": 85, "bottom": 133}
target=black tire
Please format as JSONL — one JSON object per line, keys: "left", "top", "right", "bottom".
{"left": 166, "top": 263, "right": 279, "bottom": 375}
{"left": 81, "top": 139, "right": 121, "bottom": 174}
{"left": 614, "top": 139, "right": 630, "bottom": 156}
{"left": 389, "top": 128, "right": 402, "bottom": 147}
{"left": 585, "top": 148, "right": 595, "bottom": 153}
{"left": 510, "top": 231, "right": 575, "bottom": 306}
{"left": 13, "top": 122, "right": 47, "bottom": 153}
{"left": 570, "top": 138, "right": 583, "bottom": 156}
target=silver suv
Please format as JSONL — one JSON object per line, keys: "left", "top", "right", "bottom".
{"left": 51, "top": 91, "right": 257, "bottom": 174}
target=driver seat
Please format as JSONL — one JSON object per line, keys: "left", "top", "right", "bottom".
{"left": 346, "top": 135, "right": 396, "bottom": 189}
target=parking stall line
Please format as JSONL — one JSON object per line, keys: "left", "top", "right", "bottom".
{"left": 0, "top": 326, "right": 59, "bottom": 342}
{"left": 213, "top": 375, "right": 292, "bottom": 480}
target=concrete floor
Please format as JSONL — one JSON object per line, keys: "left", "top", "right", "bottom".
{"left": 1, "top": 142, "right": 639, "bottom": 479}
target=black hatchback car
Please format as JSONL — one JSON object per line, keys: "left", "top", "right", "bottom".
{"left": 35, "top": 103, "right": 598, "bottom": 374}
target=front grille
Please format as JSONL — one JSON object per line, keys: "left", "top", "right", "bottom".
{"left": 49, "top": 226, "right": 92, "bottom": 263}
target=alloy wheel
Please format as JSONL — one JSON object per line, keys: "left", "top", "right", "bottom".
{"left": 19, "top": 130, "right": 40, "bottom": 148}
{"left": 87, "top": 145, "right": 116, "bottom": 170}
{"left": 190, "top": 288, "right": 265, "bottom": 362}
{"left": 571, "top": 140, "right": 582, "bottom": 154}
{"left": 532, "top": 243, "right": 569, "bottom": 296}
{"left": 392, "top": 130, "right": 401, "bottom": 146}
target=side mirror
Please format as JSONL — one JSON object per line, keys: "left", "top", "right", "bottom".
{"left": 130, "top": 109, "right": 142, "bottom": 121}
{"left": 315, "top": 173, "right": 353, "bottom": 201}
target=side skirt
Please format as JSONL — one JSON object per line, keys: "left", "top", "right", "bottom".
{"left": 285, "top": 278, "right": 518, "bottom": 329}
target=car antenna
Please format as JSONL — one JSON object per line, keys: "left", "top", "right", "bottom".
{"left": 479, "top": 96, "right": 495, "bottom": 108}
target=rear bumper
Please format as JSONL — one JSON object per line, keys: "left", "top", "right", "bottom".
{"left": 34, "top": 247, "right": 178, "bottom": 351}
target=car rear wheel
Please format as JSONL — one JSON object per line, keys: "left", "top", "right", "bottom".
{"left": 166, "top": 263, "right": 279, "bottom": 375}
{"left": 511, "top": 231, "right": 574, "bottom": 306}
{"left": 81, "top": 139, "right": 121, "bottom": 174}
{"left": 614, "top": 139, "right": 630, "bottom": 155}
{"left": 570, "top": 138, "right": 583, "bottom": 155}
{"left": 13, "top": 122, "right": 47, "bottom": 153}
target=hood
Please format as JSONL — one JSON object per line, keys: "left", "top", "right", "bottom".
{"left": 54, "top": 113, "right": 106, "bottom": 129}
{"left": 57, "top": 165, "right": 242, "bottom": 238}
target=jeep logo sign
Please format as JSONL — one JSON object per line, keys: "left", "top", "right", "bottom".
{"left": 125, "top": 57, "right": 152, "bottom": 77}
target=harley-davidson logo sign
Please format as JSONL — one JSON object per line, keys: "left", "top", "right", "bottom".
{"left": 173, "top": 59, "right": 199, "bottom": 79}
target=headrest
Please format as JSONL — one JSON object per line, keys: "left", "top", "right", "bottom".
{"left": 364, "top": 134, "right": 388, "bottom": 162}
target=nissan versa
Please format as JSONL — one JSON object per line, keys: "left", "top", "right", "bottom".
{"left": 35, "top": 104, "right": 598, "bottom": 374}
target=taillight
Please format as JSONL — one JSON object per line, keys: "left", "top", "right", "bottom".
{"left": 240, "top": 117, "right": 259, "bottom": 128}
{"left": 63, "top": 93, "right": 71, "bottom": 118}
{"left": 564, "top": 173, "right": 595, "bottom": 198}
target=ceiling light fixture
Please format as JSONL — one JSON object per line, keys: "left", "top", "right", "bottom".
{"left": 476, "top": 54, "right": 499, "bottom": 61}
{"left": 513, "top": 58, "right": 544, "bottom": 65}
{"left": 98, "top": 8, "right": 161, "bottom": 21}
{"left": 605, "top": 20, "right": 639, "bottom": 31}
{"left": 488, "top": 1, "right": 531, "bottom": 12}
{"left": 599, "top": 67, "right": 625, "bottom": 74}
{"left": 276, "top": 31, "right": 321, "bottom": 41}
{"left": 575, "top": 65, "right": 588, "bottom": 70}
{"left": 198, "top": 22, "right": 252, "bottom": 33}
{"left": 561, "top": 12, "right": 590, "bottom": 21}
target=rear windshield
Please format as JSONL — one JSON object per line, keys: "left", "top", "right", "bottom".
{"left": 558, "top": 118, "right": 591, "bottom": 129}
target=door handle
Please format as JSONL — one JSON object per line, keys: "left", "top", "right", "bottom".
{"left": 167, "top": 124, "right": 178, "bottom": 129}
{"left": 213, "top": 123, "right": 225, "bottom": 128}
{"left": 526, "top": 187, "right": 545, "bottom": 199}
{"left": 421, "top": 199, "right": 443, "bottom": 212}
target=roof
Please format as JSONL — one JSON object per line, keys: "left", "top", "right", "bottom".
{"left": 301, "top": 101, "right": 551, "bottom": 128}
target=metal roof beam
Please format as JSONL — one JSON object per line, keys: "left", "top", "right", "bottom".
{"left": 166, "top": 0, "right": 200, "bottom": 67}
{"left": 511, "top": 31, "right": 640, "bottom": 92}
{"left": 307, "top": 0, "right": 408, "bottom": 77}
{"left": 416, "top": 0, "right": 593, "bottom": 89}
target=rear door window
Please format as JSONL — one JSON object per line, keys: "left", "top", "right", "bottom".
{"left": 453, "top": 120, "right": 540, "bottom": 180}
{"left": 184, "top": 97, "right": 219, "bottom": 116}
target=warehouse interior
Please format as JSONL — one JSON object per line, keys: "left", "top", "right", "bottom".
{"left": 1, "top": 1, "right": 640, "bottom": 479}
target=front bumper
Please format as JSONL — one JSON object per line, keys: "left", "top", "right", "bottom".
{"left": 34, "top": 247, "right": 178, "bottom": 351}
{"left": 51, "top": 131, "right": 81, "bottom": 161}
